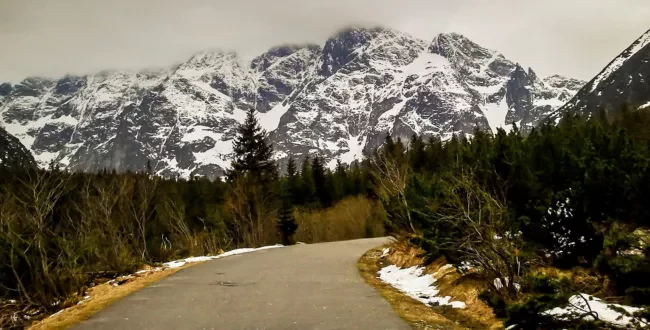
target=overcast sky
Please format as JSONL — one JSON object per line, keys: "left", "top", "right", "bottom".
{"left": 1, "top": 0, "right": 649, "bottom": 82}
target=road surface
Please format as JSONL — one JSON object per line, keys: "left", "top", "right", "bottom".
{"left": 73, "top": 237, "right": 409, "bottom": 330}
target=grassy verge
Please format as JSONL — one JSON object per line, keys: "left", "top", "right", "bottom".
{"left": 358, "top": 243, "right": 503, "bottom": 330}
{"left": 27, "top": 264, "right": 196, "bottom": 330}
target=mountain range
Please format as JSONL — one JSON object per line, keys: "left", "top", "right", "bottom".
{"left": 2, "top": 27, "right": 628, "bottom": 178}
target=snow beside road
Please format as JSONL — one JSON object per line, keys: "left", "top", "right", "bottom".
{"left": 163, "top": 244, "right": 285, "bottom": 269}
{"left": 377, "top": 265, "right": 466, "bottom": 309}
{"left": 544, "top": 293, "right": 647, "bottom": 327}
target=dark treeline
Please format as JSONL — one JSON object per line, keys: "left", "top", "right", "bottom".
{"left": 0, "top": 109, "right": 382, "bottom": 327}
{"left": 374, "top": 106, "right": 650, "bottom": 328}
{"left": 4, "top": 103, "right": 650, "bottom": 328}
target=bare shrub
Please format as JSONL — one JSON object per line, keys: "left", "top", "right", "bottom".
{"left": 224, "top": 175, "right": 279, "bottom": 247}
{"left": 371, "top": 146, "right": 415, "bottom": 233}
{"left": 0, "top": 171, "right": 77, "bottom": 308}
{"left": 432, "top": 172, "right": 533, "bottom": 300}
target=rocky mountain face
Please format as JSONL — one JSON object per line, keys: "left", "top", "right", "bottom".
{"left": 553, "top": 29, "right": 650, "bottom": 119}
{"left": 0, "top": 28, "right": 583, "bottom": 178}
{"left": 0, "top": 126, "right": 36, "bottom": 169}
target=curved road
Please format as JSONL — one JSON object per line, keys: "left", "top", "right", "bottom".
{"left": 74, "top": 237, "right": 409, "bottom": 330}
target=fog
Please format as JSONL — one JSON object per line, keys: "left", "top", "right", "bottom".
{"left": 1, "top": 0, "right": 649, "bottom": 82}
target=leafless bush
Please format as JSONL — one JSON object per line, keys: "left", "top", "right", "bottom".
{"left": 371, "top": 147, "right": 415, "bottom": 233}
{"left": 225, "top": 175, "right": 279, "bottom": 247}
{"left": 0, "top": 170, "right": 76, "bottom": 307}
{"left": 433, "top": 172, "right": 533, "bottom": 299}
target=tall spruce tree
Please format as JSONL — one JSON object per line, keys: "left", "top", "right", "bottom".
{"left": 277, "top": 186, "right": 298, "bottom": 245}
{"left": 285, "top": 158, "right": 301, "bottom": 205}
{"left": 226, "top": 107, "right": 280, "bottom": 247}
{"left": 334, "top": 159, "right": 348, "bottom": 199}
{"left": 300, "top": 155, "right": 316, "bottom": 205}
{"left": 228, "top": 107, "right": 277, "bottom": 182}
{"left": 311, "top": 156, "right": 332, "bottom": 208}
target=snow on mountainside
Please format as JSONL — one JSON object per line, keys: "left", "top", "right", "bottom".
{"left": 553, "top": 29, "right": 650, "bottom": 120}
{"left": 0, "top": 125, "right": 36, "bottom": 169}
{"left": 0, "top": 28, "right": 583, "bottom": 178}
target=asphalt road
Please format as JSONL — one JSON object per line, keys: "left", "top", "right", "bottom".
{"left": 73, "top": 237, "right": 409, "bottom": 330}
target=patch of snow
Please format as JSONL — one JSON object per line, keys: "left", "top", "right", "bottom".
{"left": 162, "top": 244, "right": 284, "bottom": 269}
{"left": 339, "top": 134, "right": 367, "bottom": 164}
{"left": 164, "top": 261, "right": 187, "bottom": 269}
{"left": 640, "top": 100, "right": 650, "bottom": 109}
{"left": 482, "top": 94, "right": 509, "bottom": 134}
{"left": 49, "top": 310, "right": 64, "bottom": 318}
{"left": 258, "top": 102, "right": 290, "bottom": 132}
{"left": 377, "top": 265, "right": 466, "bottom": 309}
{"left": 34, "top": 151, "right": 60, "bottom": 167}
{"left": 544, "top": 293, "right": 648, "bottom": 327}
{"left": 191, "top": 134, "right": 235, "bottom": 171}
{"left": 534, "top": 97, "right": 566, "bottom": 108}
{"left": 181, "top": 125, "right": 221, "bottom": 142}
{"left": 494, "top": 278, "right": 504, "bottom": 290}
{"left": 470, "top": 84, "right": 503, "bottom": 95}
{"left": 493, "top": 277, "right": 520, "bottom": 291}
{"left": 458, "top": 261, "right": 473, "bottom": 272}
{"left": 377, "top": 98, "right": 407, "bottom": 132}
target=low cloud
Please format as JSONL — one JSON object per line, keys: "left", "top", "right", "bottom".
{"left": 1, "top": 0, "right": 649, "bottom": 82}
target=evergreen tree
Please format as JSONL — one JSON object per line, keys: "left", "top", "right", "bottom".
{"left": 285, "top": 158, "right": 301, "bottom": 205}
{"left": 300, "top": 155, "right": 316, "bottom": 205}
{"left": 334, "top": 159, "right": 348, "bottom": 198}
{"left": 349, "top": 161, "right": 365, "bottom": 196}
{"left": 311, "top": 156, "right": 332, "bottom": 207}
{"left": 277, "top": 188, "right": 298, "bottom": 245}
{"left": 408, "top": 134, "right": 427, "bottom": 172}
{"left": 228, "top": 107, "right": 277, "bottom": 182}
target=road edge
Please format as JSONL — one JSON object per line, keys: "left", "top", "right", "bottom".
{"left": 357, "top": 246, "right": 462, "bottom": 330}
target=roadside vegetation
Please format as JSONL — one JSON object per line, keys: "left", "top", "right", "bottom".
{"left": 358, "top": 243, "right": 502, "bottom": 329}
{"left": 372, "top": 105, "right": 650, "bottom": 328}
{"left": 4, "top": 102, "right": 650, "bottom": 329}
{"left": 0, "top": 108, "right": 383, "bottom": 328}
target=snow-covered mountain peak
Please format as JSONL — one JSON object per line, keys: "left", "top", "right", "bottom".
{"left": 543, "top": 75, "right": 584, "bottom": 91}
{"left": 251, "top": 44, "right": 320, "bottom": 71}
{"left": 430, "top": 33, "right": 496, "bottom": 66}
{"left": 0, "top": 28, "right": 584, "bottom": 178}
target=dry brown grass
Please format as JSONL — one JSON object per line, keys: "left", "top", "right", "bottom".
{"left": 534, "top": 266, "right": 612, "bottom": 298}
{"left": 359, "top": 241, "right": 504, "bottom": 330}
{"left": 27, "top": 264, "right": 195, "bottom": 330}
{"left": 294, "top": 196, "right": 386, "bottom": 243}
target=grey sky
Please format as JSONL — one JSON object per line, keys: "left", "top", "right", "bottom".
{"left": 1, "top": 0, "right": 649, "bottom": 82}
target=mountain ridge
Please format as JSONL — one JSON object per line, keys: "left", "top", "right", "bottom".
{"left": 551, "top": 29, "right": 650, "bottom": 120}
{"left": 0, "top": 27, "right": 584, "bottom": 178}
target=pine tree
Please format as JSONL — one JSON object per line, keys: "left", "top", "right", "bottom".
{"left": 286, "top": 158, "right": 301, "bottom": 205}
{"left": 408, "top": 134, "right": 426, "bottom": 172}
{"left": 300, "top": 155, "right": 316, "bottom": 205}
{"left": 311, "top": 156, "right": 332, "bottom": 207}
{"left": 277, "top": 190, "right": 298, "bottom": 245}
{"left": 228, "top": 107, "right": 277, "bottom": 182}
{"left": 349, "top": 161, "right": 365, "bottom": 195}
{"left": 334, "top": 159, "right": 348, "bottom": 198}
